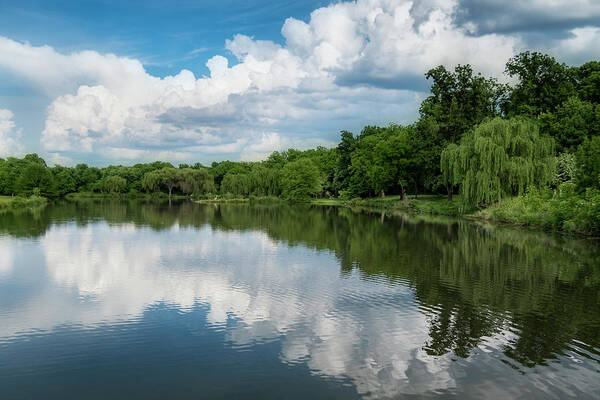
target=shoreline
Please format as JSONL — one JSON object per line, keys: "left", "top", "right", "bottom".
{"left": 195, "top": 195, "right": 600, "bottom": 239}
{"left": 0, "top": 195, "right": 47, "bottom": 211}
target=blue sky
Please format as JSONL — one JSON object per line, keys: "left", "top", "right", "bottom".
{"left": 1, "top": 1, "right": 329, "bottom": 76}
{"left": 0, "top": 0, "right": 599, "bottom": 165}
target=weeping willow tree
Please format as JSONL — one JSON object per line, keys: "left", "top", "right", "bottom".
{"left": 441, "top": 117, "right": 556, "bottom": 208}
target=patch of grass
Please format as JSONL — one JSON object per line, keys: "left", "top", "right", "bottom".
{"left": 66, "top": 192, "right": 187, "bottom": 201}
{"left": 311, "top": 195, "right": 464, "bottom": 216}
{"left": 196, "top": 198, "right": 249, "bottom": 204}
{"left": 0, "top": 195, "right": 47, "bottom": 210}
{"left": 473, "top": 184, "right": 600, "bottom": 236}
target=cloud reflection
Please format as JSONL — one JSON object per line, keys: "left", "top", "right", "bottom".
{"left": 32, "top": 221, "right": 457, "bottom": 396}
{"left": 0, "top": 219, "right": 595, "bottom": 398}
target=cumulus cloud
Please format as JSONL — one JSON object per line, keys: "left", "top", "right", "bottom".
{"left": 0, "top": 0, "right": 523, "bottom": 162}
{"left": 0, "top": 0, "right": 598, "bottom": 163}
{"left": 0, "top": 109, "right": 23, "bottom": 157}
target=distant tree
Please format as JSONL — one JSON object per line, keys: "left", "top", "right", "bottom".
{"left": 333, "top": 131, "right": 357, "bottom": 194}
{"left": 420, "top": 64, "right": 507, "bottom": 144}
{"left": 441, "top": 118, "right": 556, "bottom": 208}
{"left": 264, "top": 151, "right": 286, "bottom": 170}
{"left": 248, "top": 165, "right": 280, "bottom": 197}
{"left": 280, "top": 158, "right": 322, "bottom": 199}
{"left": 52, "top": 167, "right": 76, "bottom": 196}
{"left": 97, "top": 176, "right": 127, "bottom": 194}
{"left": 15, "top": 163, "right": 55, "bottom": 197}
{"left": 179, "top": 168, "right": 215, "bottom": 196}
{"left": 504, "top": 51, "right": 575, "bottom": 116}
{"left": 210, "top": 161, "right": 251, "bottom": 191}
{"left": 23, "top": 153, "right": 47, "bottom": 167}
{"left": 142, "top": 167, "right": 180, "bottom": 197}
{"left": 220, "top": 172, "right": 251, "bottom": 197}
{"left": 538, "top": 97, "right": 600, "bottom": 151}
{"left": 575, "top": 136, "right": 600, "bottom": 190}
{"left": 575, "top": 61, "right": 600, "bottom": 104}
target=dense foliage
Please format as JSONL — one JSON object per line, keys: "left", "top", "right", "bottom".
{"left": 441, "top": 118, "right": 556, "bottom": 208}
{"left": 1, "top": 51, "right": 599, "bottom": 231}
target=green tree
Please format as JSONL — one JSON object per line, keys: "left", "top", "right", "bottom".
{"left": 96, "top": 175, "right": 127, "bottom": 194}
{"left": 575, "top": 136, "right": 600, "bottom": 190}
{"left": 52, "top": 167, "right": 76, "bottom": 196}
{"left": 179, "top": 168, "right": 215, "bottom": 196}
{"left": 280, "top": 158, "right": 322, "bottom": 199}
{"left": 575, "top": 61, "right": 600, "bottom": 104}
{"left": 555, "top": 152, "right": 577, "bottom": 185}
{"left": 15, "top": 163, "right": 56, "bottom": 197}
{"left": 441, "top": 118, "right": 556, "bottom": 208}
{"left": 333, "top": 131, "right": 357, "bottom": 194}
{"left": 248, "top": 165, "right": 280, "bottom": 197}
{"left": 505, "top": 51, "right": 575, "bottom": 116}
{"left": 538, "top": 97, "right": 600, "bottom": 151}
{"left": 220, "top": 172, "right": 251, "bottom": 197}
{"left": 142, "top": 167, "right": 181, "bottom": 197}
{"left": 420, "top": 64, "right": 506, "bottom": 144}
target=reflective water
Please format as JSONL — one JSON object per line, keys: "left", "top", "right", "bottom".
{"left": 0, "top": 201, "right": 599, "bottom": 399}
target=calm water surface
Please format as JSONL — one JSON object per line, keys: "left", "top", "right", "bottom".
{"left": 0, "top": 201, "right": 599, "bottom": 399}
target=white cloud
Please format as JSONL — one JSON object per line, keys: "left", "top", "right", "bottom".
{"left": 1, "top": 0, "right": 598, "bottom": 163}
{"left": 550, "top": 27, "right": 600, "bottom": 65}
{"left": 0, "top": 0, "right": 526, "bottom": 163}
{"left": 0, "top": 109, "right": 23, "bottom": 157}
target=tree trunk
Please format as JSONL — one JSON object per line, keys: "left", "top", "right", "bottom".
{"left": 447, "top": 184, "right": 453, "bottom": 201}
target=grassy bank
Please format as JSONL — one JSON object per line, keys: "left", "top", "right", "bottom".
{"left": 196, "top": 196, "right": 283, "bottom": 204}
{"left": 312, "top": 195, "right": 463, "bottom": 216}
{"left": 65, "top": 192, "right": 189, "bottom": 201}
{"left": 474, "top": 186, "right": 600, "bottom": 236}
{"left": 194, "top": 192, "right": 599, "bottom": 237}
{"left": 0, "top": 195, "right": 48, "bottom": 210}
{"left": 196, "top": 195, "right": 463, "bottom": 216}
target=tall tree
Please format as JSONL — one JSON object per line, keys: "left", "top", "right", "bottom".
{"left": 179, "top": 168, "right": 215, "bottom": 196}
{"left": 142, "top": 167, "right": 181, "bottom": 198}
{"left": 441, "top": 118, "right": 556, "bottom": 208}
{"left": 575, "top": 136, "right": 600, "bottom": 190}
{"left": 15, "top": 163, "right": 56, "bottom": 197}
{"left": 538, "top": 97, "right": 600, "bottom": 151}
{"left": 333, "top": 131, "right": 357, "bottom": 194}
{"left": 575, "top": 61, "right": 600, "bottom": 104}
{"left": 505, "top": 51, "right": 575, "bottom": 116}
{"left": 280, "top": 158, "right": 322, "bottom": 199}
{"left": 420, "top": 64, "right": 506, "bottom": 144}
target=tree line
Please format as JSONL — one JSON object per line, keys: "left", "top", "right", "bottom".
{"left": 1, "top": 51, "right": 599, "bottom": 206}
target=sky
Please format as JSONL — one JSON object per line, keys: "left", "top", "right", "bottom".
{"left": 0, "top": 0, "right": 599, "bottom": 166}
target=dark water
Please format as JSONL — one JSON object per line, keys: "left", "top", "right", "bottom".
{"left": 0, "top": 201, "right": 599, "bottom": 399}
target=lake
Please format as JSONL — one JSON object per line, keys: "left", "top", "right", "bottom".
{"left": 0, "top": 201, "right": 599, "bottom": 399}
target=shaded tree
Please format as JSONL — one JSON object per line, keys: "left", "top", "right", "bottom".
{"left": 505, "top": 51, "right": 575, "bottom": 116}
{"left": 15, "top": 163, "right": 55, "bottom": 197}
{"left": 441, "top": 118, "right": 556, "bottom": 208}
{"left": 142, "top": 167, "right": 180, "bottom": 198}
{"left": 575, "top": 136, "right": 600, "bottom": 190}
{"left": 280, "top": 158, "right": 322, "bottom": 199}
